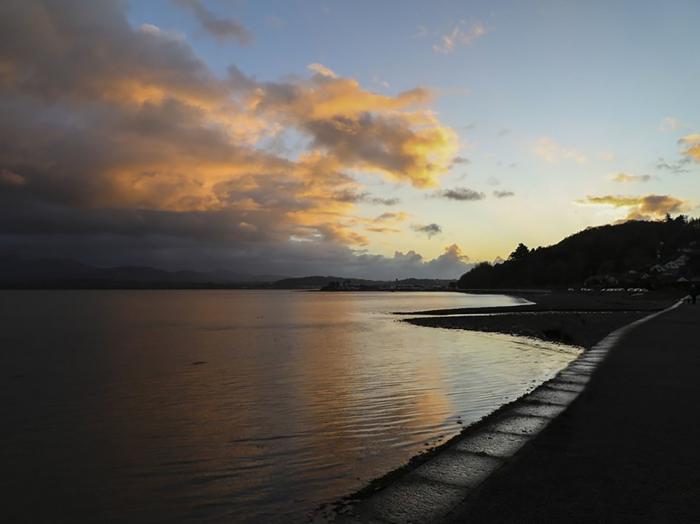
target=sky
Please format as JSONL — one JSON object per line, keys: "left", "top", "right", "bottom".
{"left": 1, "top": 0, "right": 699, "bottom": 278}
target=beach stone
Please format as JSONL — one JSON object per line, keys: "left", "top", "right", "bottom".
{"left": 527, "top": 388, "right": 579, "bottom": 405}
{"left": 487, "top": 415, "right": 550, "bottom": 436}
{"left": 352, "top": 478, "right": 467, "bottom": 524}
{"left": 412, "top": 451, "right": 501, "bottom": 487}
{"left": 547, "top": 380, "right": 585, "bottom": 393}
{"left": 555, "top": 373, "right": 590, "bottom": 385}
{"left": 580, "top": 351, "right": 607, "bottom": 360}
{"left": 563, "top": 368, "right": 594, "bottom": 377}
{"left": 453, "top": 431, "right": 529, "bottom": 458}
{"left": 586, "top": 346, "right": 609, "bottom": 354}
{"left": 578, "top": 354, "right": 606, "bottom": 363}
{"left": 566, "top": 363, "right": 597, "bottom": 374}
{"left": 570, "top": 359, "right": 598, "bottom": 367}
{"left": 511, "top": 402, "right": 566, "bottom": 419}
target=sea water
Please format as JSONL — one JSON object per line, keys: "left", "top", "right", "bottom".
{"left": 0, "top": 290, "right": 577, "bottom": 522}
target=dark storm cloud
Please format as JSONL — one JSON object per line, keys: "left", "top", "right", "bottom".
{"left": 0, "top": 0, "right": 463, "bottom": 277}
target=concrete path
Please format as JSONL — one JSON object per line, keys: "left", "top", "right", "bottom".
{"left": 446, "top": 303, "right": 700, "bottom": 523}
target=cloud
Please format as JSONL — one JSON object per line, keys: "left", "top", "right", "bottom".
{"left": 369, "top": 196, "right": 400, "bottom": 206}
{"left": 451, "top": 155, "right": 470, "bottom": 165}
{"left": 493, "top": 190, "right": 514, "bottom": 198}
{"left": 307, "top": 63, "right": 337, "bottom": 79}
{"left": 373, "top": 212, "right": 408, "bottom": 223}
{"left": 654, "top": 135, "right": 699, "bottom": 173}
{"left": 365, "top": 226, "right": 401, "bottom": 234}
{"left": 332, "top": 189, "right": 370, "bottom": 203}
{"left": 332, "top": 190, "right": 400, "bottom": 206}
{"left": 372, "top": 75, "right": 390, "bottom": 89}
{"left": 0, "top": 0, "right": 461, "bottom": 276}
{"left": 611, "top": 172, "right": 652, "bottom": 183}
{"left": 582, "top": 194, "right": 691, "bottom": 221}
{"left": 349, "top": 244, "right": 471, "bottom": 280}
{"left": 656, "top": 157, "right": 691, "bottom": 174}
{"left": 433, "top": 187, "right": 485, "bottom": 201}
{"left": 679, "top": 134, "right": 700, "bottom": 163}
{"left": 0, "top": 223, "right": 473, "bottom": 278}
{"left": 533, "top": 137, "right": 586, "bottom": 164}
{"left": 433, "top": 23, "right": 486, "bottom": 54}
{"left": 423, "top": 243, "right": 470, "bottom": 274}
{"left": 173, "top": 0, "right": 251, "bottom": 44}
{"left": 487, "top": 176, "right": 500, "bottom": 186}
{"left": 411, "top": 223, "right": 442, "bottom": 238}
{"left": 242, "top": 71, "right": 458, "bottom": 188}
{"left": 659, "top": 117, "right": 686, "bottom": 132}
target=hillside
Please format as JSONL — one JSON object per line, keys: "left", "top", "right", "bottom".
{"left": 0, "top": 258, "right": 454, "bottom": 290}
{"left": 458, "top": 217, "right": 700, "bottom": 289}
{"left": 0, "top": 256, "right": 285, "bottom": 288}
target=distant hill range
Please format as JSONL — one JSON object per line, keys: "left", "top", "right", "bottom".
{"left": 0, "top": 256, "right": 285, "bottom": 288}
{"left": 0, "top": 257, "right": 454, "bottom": 290}
{"left": 5, "top": 217, "right": 698, "bottom": 291}
{"left": 274, "top": 276, "right": 454, "bottom": 291}
{"left": 458, "top": 217, "right": 700, "bottom": 290}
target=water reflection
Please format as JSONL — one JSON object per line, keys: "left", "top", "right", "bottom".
{"left": 0, "top": 290, "right": 576, "bottom": 523}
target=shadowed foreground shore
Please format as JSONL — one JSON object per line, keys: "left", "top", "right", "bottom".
{"left": 442, "top": 301, "right": 700, "bottom": 523}
{"left": 328, "top": 292, "right": 687, "bottom": 522}
{"left": 404, "top": 291, "right": 679, "bottom": 348}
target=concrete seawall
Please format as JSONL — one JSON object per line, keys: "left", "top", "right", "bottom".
{"left": 335, "top": 298, "right": 686, "bottom": 524}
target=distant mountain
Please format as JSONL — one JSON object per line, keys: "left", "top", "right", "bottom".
{"left": 0, "top": 256, "right": 286, "bottom": 288}
{"left": 0, "top": 257, "right": 456, "bottom": 290}
{"left": 272, "top": 276, "right": 455, "bottom": 291}
{"left": 458, "top": 217, "right": 700, "bottom": 289}
{"left": 271, "top": 276, "right": 377, "bottom": 289}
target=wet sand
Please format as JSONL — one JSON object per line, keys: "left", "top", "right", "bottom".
{"left": 403, "top": 290, "right": 680, "bottom": 348}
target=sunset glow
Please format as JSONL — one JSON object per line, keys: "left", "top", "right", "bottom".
{"left": 1, "top": 0, "right": 698, "bottom": 278}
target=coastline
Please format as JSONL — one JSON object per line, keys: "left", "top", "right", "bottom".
{"left": 402, "top": 289, "right": 681, "bottom": 348}
{"left": 319, "top": 290, "right": 683, "bottom": 522}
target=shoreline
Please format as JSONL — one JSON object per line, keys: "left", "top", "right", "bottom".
{"left": 401, "top": 289, "right": 681, "bottom": 348}
{"left": 318, "top": 290, "right": 682, "bottom": 522}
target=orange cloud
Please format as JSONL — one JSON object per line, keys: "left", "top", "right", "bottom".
{"left": 0, "top": 0, "right": 459, "bottom": 258}
{"left": 679, "top": 134, "right": 700, "bottom": 162}
{"left": 533, "top": 137, "right": 586, "bottom": 164}
{"left": 659, "top": 117, "right": 686, "bottom": 132}
{"left": 610, "top": 172, "right": 652, "bottom": 183}
{"left": 244, "top": 74, "right": 458, "bottom": 187}
{"left": 582, "top": 194, "right": 691, "bottom": 220}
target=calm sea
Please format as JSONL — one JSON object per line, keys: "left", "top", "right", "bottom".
{"left": 0, "top": 290, "right": 578, "bottom": 523}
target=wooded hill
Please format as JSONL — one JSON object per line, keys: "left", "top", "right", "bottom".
{"left": 458, "top": 216, "right": 700, "bottom": 289}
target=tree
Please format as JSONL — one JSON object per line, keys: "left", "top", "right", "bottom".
{"left": 509, "top": 243, "right": 530, "bottom": 261}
